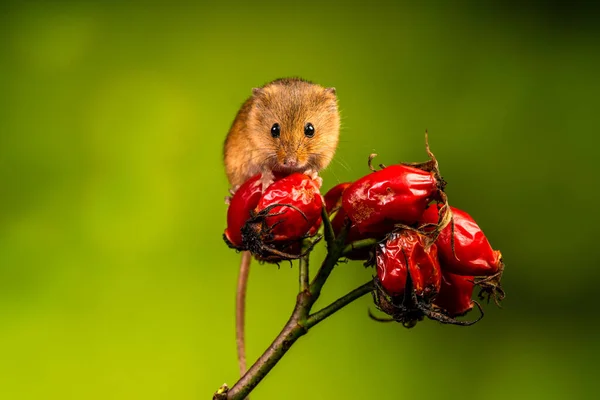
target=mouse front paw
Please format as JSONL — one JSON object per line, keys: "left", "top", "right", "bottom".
{"left": 225, "top": 185, "right": 241, "bottom": 205}
{"left": 304, "top": 169, "right": 323, "bottom": 188}
{"left": 260, "top": 170, "right": 275, "bottom": 192}
{"left": 229, "top": 185, "right": 240, "bottom": 196}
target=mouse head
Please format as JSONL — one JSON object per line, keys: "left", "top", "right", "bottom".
{"left": 246, "top": 78, "right": 340, "bottom": 174}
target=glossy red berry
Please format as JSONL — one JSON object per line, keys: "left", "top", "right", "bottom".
{"left": 372, "top": 230, "right": 484, "bottom": 327}
{"left": 376, "top": 230, "right": 441, "bottom": 300}
{"left": 255, "top": 173, "right": 323, "bottom": 242}
{"left": 434, "top": 272, "right": 475, "bottom": 317}
{"left": 224, "top": 174, "right": 263, "bottom": 248}
{"left": 324, "top": 182, "right": 382, "bottom": 261}
{"left": 420, "top": 205, "right": 503, "bottom": 277}
{"left": 342, "top": 164, "right": 443, "bottom": 234}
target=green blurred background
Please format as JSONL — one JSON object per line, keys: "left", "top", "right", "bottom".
{"left": 1, "top": 1, "right": 599, "bottom": 399}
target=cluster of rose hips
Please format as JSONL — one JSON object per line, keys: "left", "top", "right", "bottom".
{"left": 224, "top": 142, "right": 505, "bottom": 328}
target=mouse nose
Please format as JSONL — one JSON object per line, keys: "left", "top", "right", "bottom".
{"left": 283, "top": 157, "right": 297, "bottom": 167}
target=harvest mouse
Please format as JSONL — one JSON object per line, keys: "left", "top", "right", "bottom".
{"left": 224, "top": 77, "right": 340, "bottom": 191}
{"left": 223, "top": 77, "right": 340, "bottom": 378}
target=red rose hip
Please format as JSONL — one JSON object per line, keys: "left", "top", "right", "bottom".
{"left": 376, "top": 230, "right": 441, "bottom": 300}
{"left": 420, "top": 205, "right": 503, "bottom": 277}
{"left": 224, "top": 174, "right": 263, "bottom": 248}
{"left": 434, "top": 272, "right": 475, "bottom": 317}
{"left": 342, "top": 164, "right": 443, "bottom": 234}
{"left": 255, "top": 173, "right": 323, "bottom": 242}
{"left": 324, "top": 182, "right": 382, "bottom": 261}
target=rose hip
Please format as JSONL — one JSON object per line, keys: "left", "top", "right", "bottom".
{"left": 255, "top": 173, "right": 323, "bottom": 242}
{"left": 434, "top": 272, "right": 475, "bottom": 317}
{"left": 324, "top": 182, "right": 381, "bottom": 261}
{"left": 376, "top": 230, "right": 441, "bottom": 300}
{"left": 342, "top": 164, "right": 443, "bottom": 234}
{"left": 372, "top": 230, "right": 484, "bottom": 327}
{"left": 420, "top": 205, "right": 503, "bottom": 277}
{"left": 224, "top": 174, "right": 263, "bottom": 248}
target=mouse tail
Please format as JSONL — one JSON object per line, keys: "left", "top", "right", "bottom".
{"left": 236, "top": 250, "right": 252, "bottom": 379}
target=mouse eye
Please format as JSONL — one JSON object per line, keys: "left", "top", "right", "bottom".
{"left": 271, "top": 123, "right": 281, "bottom": 138}
{"left": 304, "top": 122, "right": 315, "bottom": 138}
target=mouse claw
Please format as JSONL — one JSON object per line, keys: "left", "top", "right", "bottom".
{"left": 225, "top": 185, "right": 240, "bottom": 205}
{"left": 313, "top": 176, "right": 323, "bottom": 188}
{"left": 229, "top": 185, "right": 240, "bottom": 196}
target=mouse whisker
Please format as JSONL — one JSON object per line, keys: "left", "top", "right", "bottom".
{"left": 247, "top": 147, "right": 277, "bottom": 155}
{"left": 261, "top": 154, "right": 278, "bottom": 168}
{"left": 332, "top": 156, "right": 351, "bottom": 172}
{"left": 246, "top": 152, "right": 277, "bottom": 164}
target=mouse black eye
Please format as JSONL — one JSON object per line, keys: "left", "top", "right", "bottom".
{"left": 271, "top": 123, "right": 281, "bottom": 138}
{"left": 304, "top": 122, "right": 315, "bottom": 138}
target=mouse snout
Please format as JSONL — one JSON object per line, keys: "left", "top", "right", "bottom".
{"left": 282, "top": 156, "right": 298, "bottom": 167}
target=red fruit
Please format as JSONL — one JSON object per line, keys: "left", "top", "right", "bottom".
{"left": 434, "top": 272, "right": 475, "bottom": 317}
{"left": 420, "top": 205, "right": 503, "bottom": 277}
{"left": 324, "top": 182, "right": 352, "bottom": 214}
{"left": 224, "top": 174, "right": 263, "bottom": 248}
{"left": 342, "top": 164, "right": 442, "bottom": 234}
{"left": 372, "top": 231, "right": 483, "bottom": 327}
{"left": 376, "top": 230, "right": 441, "bottom": 300}
{"left": 255, "top": 173, "right": 323, "bottom": 242}
{"left": 324, "top": 182, "right": 381, "bottom": 260}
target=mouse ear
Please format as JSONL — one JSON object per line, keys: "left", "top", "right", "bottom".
{"left": 252, "top": 87, "right": 265, "bottom": 97}
{"left": 325, "top": 87, "right": 336, "bottom": 95}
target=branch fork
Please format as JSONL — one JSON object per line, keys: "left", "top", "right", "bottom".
{"left": 214, "top": 208, "right": 375, "bottom": 400}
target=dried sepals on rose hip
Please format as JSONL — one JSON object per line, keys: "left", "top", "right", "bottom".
{"left": 419, "top": 204, "right": 505, "bottom": 305}
{"left": 241, "top": 173, "right": 323, "bottom": 262}
{"left": 372, "top": 230, "right": 482, "bottom": 328}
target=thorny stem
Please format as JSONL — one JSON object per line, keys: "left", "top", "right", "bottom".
{"left": 214, "top": 213, "right": 376, "bottom": 400}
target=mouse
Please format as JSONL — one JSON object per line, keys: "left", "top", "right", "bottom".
{"left": 224, "top": 77, "right": 340, "bottom": 191}
{"left": 223, "top": 77, "right": 340, "bottom": 379}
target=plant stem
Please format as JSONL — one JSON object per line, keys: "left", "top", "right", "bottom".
{"left": 220, "top": 297, "right": 308, "bottom": 400}
{"left": 308, "top": 221, "right": 348, "bottom": 300}
{"left": 299, "top": 242, "right": 310, "bottom": 293}
{"left": 213, "top": 211, "right": 376, "bottom": 400}
{"left": 306, "top": 281, "right": 374, "bottom": 329}
{"left": 342, "top": 238, "right": 378, "bottom": 257}
{"left": 308, "top": 249, "right": 342, "bottom": 299}
{"left": 321, "top": 206, "right": 336, "bottom": 249}
{"left": 217, "top": 281, "right": 373, "bottom": 400}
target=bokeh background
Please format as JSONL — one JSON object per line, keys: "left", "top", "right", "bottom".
{"left": 1, "top": 1, "right": 599, "bottom": 399}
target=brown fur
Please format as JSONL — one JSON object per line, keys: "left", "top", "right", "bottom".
{"left": 224, "top": 78, "right": 340, "bottom": 187}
